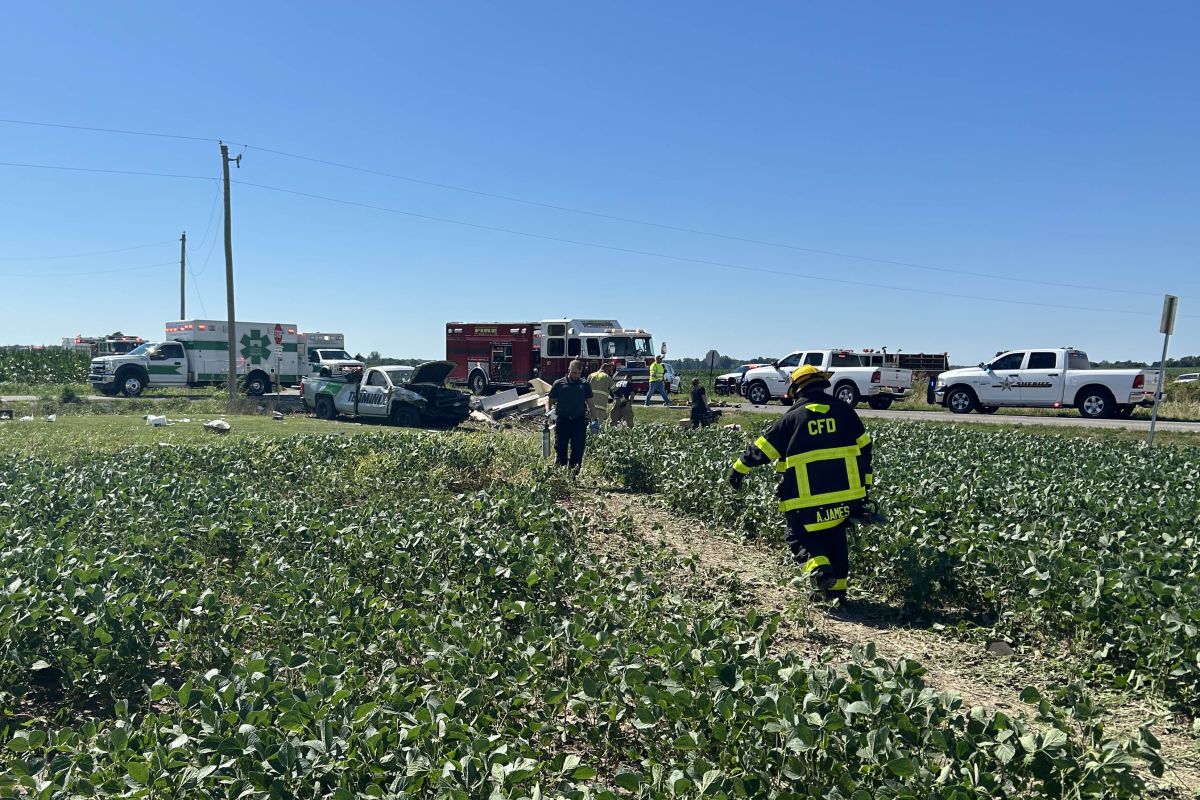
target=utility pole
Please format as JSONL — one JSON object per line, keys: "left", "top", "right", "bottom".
{"left": 220, "top": 142, "right": 242, "bottom": 402}
{"left": 178, "top": 231, "right": 187, "bottom": 319}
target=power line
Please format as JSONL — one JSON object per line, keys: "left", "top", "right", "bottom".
{"left": 0, "top": 118, "right": 215, "bottom": 143}
{"left": 4, "top": 260, "right": 177, "bottom": 278}
{"left": 188, "top": 181, "right": 224, "bottom": 276}
{"left": 0, "top": 161, "right": 216, "bottom": 182}
{"left": 0, "top": 239, "right": 176, "bottom": 261}
{"left": 232, "top": 179, "right": 1175, "bottom": 319}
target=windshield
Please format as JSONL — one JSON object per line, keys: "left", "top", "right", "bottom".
{"left": 127, "top": 343, "right": 155, "bottom": 357}
{"left": 385, "top": 367, "right": 413, "bottom": 384}
{"left": 604, "top": 336, "right": 654, "bottom": 358}
{"left": 319, "top": 349, "right": 353, "bottom": 361}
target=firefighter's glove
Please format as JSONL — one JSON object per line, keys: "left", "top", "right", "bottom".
{"left": 727, "top": 469, "right": 745, "bottom": 490}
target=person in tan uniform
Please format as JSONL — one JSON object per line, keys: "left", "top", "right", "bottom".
{"left": 587, "top": 363, "right": 614, "bottom": 431}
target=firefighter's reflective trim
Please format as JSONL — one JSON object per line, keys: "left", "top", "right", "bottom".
{"left": 732, "top": 459, "right": 752, "bottom": 475}
{"left": 856, "top": 432, "right": 871, "bottom": 448}
{"left": 831, "top": 578, "right": 849, "bottom": 591}
{"left": 804, "top": 516, "right": 847, "bottom": 532}
{"left": 753, "top": 435, "right": 781, "bottom": 461}
{"left": 801, "top": 555, "right": 831, "bottom": 573}
{"left": 775, "top": 461, "right": 787, "bottom": 473}
{"left": 865, "top": 473, "right": 874, "bottom": 485}
{"left": 777, "top": 445, "right": 866, "bottom": 512}
{"left": 805, "top": 402, "right": 831, "bottom": 413}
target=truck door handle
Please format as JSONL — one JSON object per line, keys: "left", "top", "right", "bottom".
{"left": 1048, "top": 373, "right": 1058, "bottom": 377}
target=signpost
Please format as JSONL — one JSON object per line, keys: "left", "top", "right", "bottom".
{"left": 1147, "top": 294, "right": 1178, "bottom": 448}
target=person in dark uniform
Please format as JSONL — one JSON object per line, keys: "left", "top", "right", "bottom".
{"left": 548, "top": 359, "right": 596, "bottom": 471}
{"left": 689, "top": 378, "right": 711, "bottom": 428}
{"left": 727, "top": 365, "right": 874, "bottom": 603}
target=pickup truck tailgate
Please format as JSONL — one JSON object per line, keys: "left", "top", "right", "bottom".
{"left": 876, "top": 367, "right": 912, "bottom": 393}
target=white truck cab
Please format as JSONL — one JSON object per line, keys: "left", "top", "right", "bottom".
{"left": 935, "top": 348, "right": 1158, "bottom": 419}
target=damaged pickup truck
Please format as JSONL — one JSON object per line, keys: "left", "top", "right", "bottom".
{"left": 301, "top": 361, "right": 471, "bottom": 428}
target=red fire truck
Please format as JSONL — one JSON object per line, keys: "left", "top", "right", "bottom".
{"left": 446, "top": 319, "right": 659, "bottom": 394}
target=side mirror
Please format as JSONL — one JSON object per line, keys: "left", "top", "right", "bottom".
{"left": 660, "top": 342, "right": 667, "bottom": 355}
{"left": 978, "top": 362, "right": 988, "bottom": 370}
{"left": 770, "top": 360, "right": 779, "bottom": 368}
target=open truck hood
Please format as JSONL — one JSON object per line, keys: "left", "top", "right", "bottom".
{"left": 410, "top": 360, "right": 456, "bottom": 386}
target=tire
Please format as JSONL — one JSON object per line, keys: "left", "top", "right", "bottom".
{"left": 1114, "top": 404, "right": 1135, "bottom": 419}
{"left": 315, "top": 396, "right": 336, "bottom": 420}
{"left": 244, "top": 372, "right": 270, "bottom": 396}
{"left": 978, "top": 405, "right": 999, "bottom": 415}
{"left": 745, "top": 380, "right": 771, "bottom": 406}
{"left": 468, "top": 370, "right": 488, "bottom": 396}
{"left": 945, "top": 386, "right": 976, "bottom": 414}
{"left": 1077, "top": 387, "right": 1115, "bottom": 419}
{"left": 118, "top": 369, "right": 147, "bottom": 398}
{"left": 97, "top": 383, "right": 119, "bottom": 397}
{"left": 833, "top": 382, "right": 860, "bottom": 408}
{"left": 867, "top": 396, "right": 893, "bottom": 410}
{"left": 390, "top": 404, "right": 420, "bottom": 427}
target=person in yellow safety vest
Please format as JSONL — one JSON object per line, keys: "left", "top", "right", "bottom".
{"left": 588, "top": 363, "right": 615, "bottom": 431}
{"left": 645, "top": 355, "right": 671, "bottom": 406}
{"left": 727, "top": 364, "right": 874, "bottom": 604}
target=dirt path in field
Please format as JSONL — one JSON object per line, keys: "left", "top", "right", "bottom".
{"left": 560, "top": 484, "right": 1200, "bottom": 797}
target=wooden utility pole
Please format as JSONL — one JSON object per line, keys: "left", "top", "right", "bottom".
{"left": 220, "top": 142, "right": 241, "bottom": 402}
{"left": 178, "top": 231, "right": 187, "bottom": 319}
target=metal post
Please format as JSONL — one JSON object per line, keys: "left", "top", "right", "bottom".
{"left": 179, "top": 231, "right": 186, "bottom": 319}
{"left": 1148, "top": 294, "right": 1178, "bottom": 448}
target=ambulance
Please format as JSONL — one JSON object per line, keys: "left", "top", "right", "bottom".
{"left": 88, "top": 320, "right": 345, "bottom": 397}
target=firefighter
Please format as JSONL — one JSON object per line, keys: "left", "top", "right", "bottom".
{"left": 727, "top": 364, "right": 873, "bottom": 603}
{"left": 588, "top": 362, "right": 615, "bottom": 431}
{"left": 609, "top": 365, "right": 636, "bottom": 427}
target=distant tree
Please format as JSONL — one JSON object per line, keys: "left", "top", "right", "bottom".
{"left": 354, "top": 352, "right": 365, "bottom": 361}
{"left": 367, "top": 350, "right": 382, "bottom": 363}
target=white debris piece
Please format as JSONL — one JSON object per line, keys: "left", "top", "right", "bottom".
{"left": 19, "top": 416, "right": 34, "bottom": 422}
{"left": 45, "top": 414, "right": 57, "bottom": 422}
{"left": 204, "top": 419, "right": 232, "bottom": 434}
{"left": 145, "top": 415, "right": 168, "bottom": 427}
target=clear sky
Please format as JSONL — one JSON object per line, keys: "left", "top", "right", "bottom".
{"left": 1, "top": 2, "right": 1196, "bottom": 363}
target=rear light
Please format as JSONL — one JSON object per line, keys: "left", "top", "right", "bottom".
{"left": 871, "top": 370, "right": 881, "bottom": 384}
{"left": 1132, "top": 374, "right": 1145, "bottom": 389}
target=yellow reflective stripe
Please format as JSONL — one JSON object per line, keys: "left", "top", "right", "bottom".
{"left": 801, "top": 555, "right": 831, "bottom": 573}
{"left": 780, "top": 486, "right": 867, "bottom": 512}
{"left": 775, "top": 462, "right": 787, "bottom": 473}
{"left": 856, "top": 432, "right": 871, "bottom": 447}
{"left": 865, "top": 473, "right": 873, "bottom": 485}
{"left": 804, "top": 518, "right": 847, "bottom": 532}
{"left": 753, "top": 436, "right": 781, "bottom": 461}
{"left": 831, "top": 578, "right": 848, "bottom": 591}
{"left": 732, "top": 459, "right": 751, "bottom": 475}
{"left": 805, "top": 403, "right": 830, "bottom": 413}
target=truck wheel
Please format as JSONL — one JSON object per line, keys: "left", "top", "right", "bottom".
{"left": 834, "top": 382, "right": 860, "bottom": 408}
{"left": 867, "top": 396, "right": 893, "bottom": 410}
{"left": 118, "top": 369, "right": 147, "bottom": 398}
{"left": 745, "top": 381, "right": 771, "bottom": 406}
{"left": 978, "top": 405, "right": 999, "bottom": 414}
{"left": 945, "top": 386, "right": 976, "bottom": 414}
{"left": 468, "top": 370, "right": 488, "bottom": 396}
{"left": 1114, "top": 404, "right": 1135, "bottom": 419}
{"left": 244, "top": 372, "right": 270, "bottom": 396}
{"left": 390, "top": 404, "right": 420, "bottom": 427}
{"left": 97, "top": 383, "right": 119, "bottom": 397}
{"left": 315, "top": 396, "right": 336, "bottom": 420}
{"left": 1077, "top": 387, "right": 1115, "bottom": 419}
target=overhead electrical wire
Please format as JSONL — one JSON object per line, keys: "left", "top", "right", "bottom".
{"left": 0, "top": 161, "right": 215, "bottom": 182}
{"left": 0, "top": 239, "right": 176, "bottom": 261}
{"left": 232, "top": 179, "right": 1172, "bottom": 318}
{"left": 5, "top": 260, "right": 177, "bottom": 278}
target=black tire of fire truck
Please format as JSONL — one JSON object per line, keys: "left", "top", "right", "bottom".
{"left": 1076, "top": 386, "right": 1115, "bottom": 419}
{"left": 745, "top": 381, "right": 771, "bottom": 406}
{"left": 390, "top": 403, "right": 420, "bottom": 428}
{"left": 244, "top": 371, "right": 270, "bottom": 397}
{"left": 468, "top": 370, "right": 488, "bottom": 396}
{"left": 315, "top": 396, "right": 336, "bottom": 420}
{"left": 1114, "top": 404, "right": 1136, "bottom": 419}
{"left": 867, "top": 396, "right": 894, "bottom": 410}
{"left": 945, "top": 386, "right": 977, "bottom": 414}
{"left": 117, "top": 367, "right": 148, "bottom": 398}
{"left": 833, "top": 381, "right": 860, "bottom": 408}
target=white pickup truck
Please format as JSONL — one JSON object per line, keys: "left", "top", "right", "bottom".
{"left": 741, "top": 349, "right": 913, "bottom": 408}
{"left": 301, "top": 362, "right": 470, "bottom": 428}
{"left": 935, "top": 348, "right": 1159, "bottom": 419}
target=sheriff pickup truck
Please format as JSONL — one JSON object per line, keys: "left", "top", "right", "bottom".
{"left": 301, "top": 362, "right": 470, "bottom": 428}
{"left": 741, "top": 349, "right": 913, "bottom": 408}
{"left": 935, "top": 348, "right": 1159, "bottom": 419}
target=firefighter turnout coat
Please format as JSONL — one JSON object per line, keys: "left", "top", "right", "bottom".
{"left": 732, "top": 390, "right": 873, "bottom": 532}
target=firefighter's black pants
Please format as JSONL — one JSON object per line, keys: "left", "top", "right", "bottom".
{"left": 786, "top": 521, "right": 850, "bottom": 601}
{"left": 554, "top": 415, "right": 587, "bottom": 469}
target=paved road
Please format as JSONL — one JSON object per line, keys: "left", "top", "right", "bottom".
{"left": 639, "top": 397, "right": 1200, "bottom": 434}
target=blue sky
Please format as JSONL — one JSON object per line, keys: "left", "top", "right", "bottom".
{"left": 1, "top": 2, "right": 1196, "bottom": 363}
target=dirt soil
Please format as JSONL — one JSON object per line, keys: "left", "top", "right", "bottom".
{"left": 561, "top": 483, "right": 1200, "bottom": 798}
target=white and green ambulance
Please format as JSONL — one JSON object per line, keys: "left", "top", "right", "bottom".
{"left": 89, "top": 320, "right": 304, "bottom": 397}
